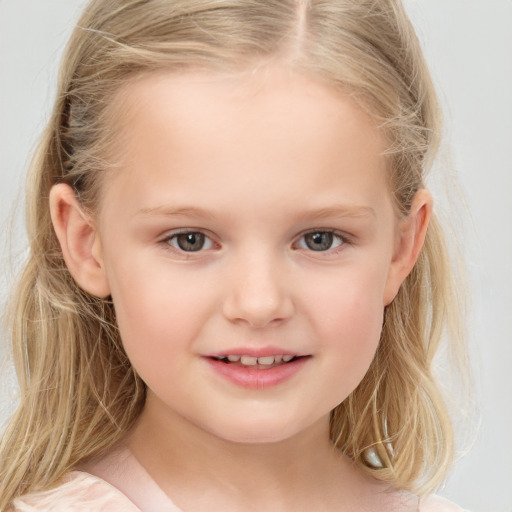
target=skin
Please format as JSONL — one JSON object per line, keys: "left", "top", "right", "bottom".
{"left": 50, "top": 65, "right": 431, "bottom": 511}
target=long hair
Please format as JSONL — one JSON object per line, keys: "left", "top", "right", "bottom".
{"left": 0, "top": 0, "right": 465, "bottom": 507}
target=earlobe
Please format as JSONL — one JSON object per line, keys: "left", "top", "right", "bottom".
{"left": 49, "top": 183, "right": 111, "bottom": 298}
{"left": 383, "top": 189, "right": 433, "bottom": 305}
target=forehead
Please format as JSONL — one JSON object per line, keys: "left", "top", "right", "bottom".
{"left": 110, "top": 65, "right": 386, "bottom": 156}
{"left": 100, "top": 66, "right": 391, "bottom": 221}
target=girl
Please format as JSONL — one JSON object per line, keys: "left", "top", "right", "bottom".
{"left": 0, "top": 0, "right": 469, "bottom": 510}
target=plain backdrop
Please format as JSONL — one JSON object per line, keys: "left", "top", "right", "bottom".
{"left": 1, "top": 2, "right": 511, "bottom": 511}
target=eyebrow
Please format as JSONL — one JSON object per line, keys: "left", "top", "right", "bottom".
{"left": 135, "top": 204, "right": 376, "bottom": 221}
{"left": 296, "top": 205, "right": 376, "bottom": 221}
{"left": 136, "top": 205, "right": 216, "bottom": 219}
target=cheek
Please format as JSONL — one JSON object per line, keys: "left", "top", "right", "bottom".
{"left": 106, "top": 254, "right": 215, "bottom": 364}
{"left": 305, "top": 262, "right": 386, "bottom": 332}
{"left": 324, "top": 292, "right": 383, "bottom": 364}
{"left": 302, "top": 267, "right": 386, "bottom": 390}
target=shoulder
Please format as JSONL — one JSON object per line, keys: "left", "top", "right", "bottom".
{"left": 420, "top": 494, "right": 470, "bottom": 512}
{"left": 11, "top": 471, "right": 141, "bottom": 512}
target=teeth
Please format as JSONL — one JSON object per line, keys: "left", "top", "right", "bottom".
{"left": 257, "top": 356, "right": 275, "bottom": 365}
{"left": 213, "top": 354, "right": 298, "bottom": 365}
{"left": 240, "top": 356, "right": 258, "bottom": 365}
{"left": 217, "top": 354, "right": 296, "bottom": 366}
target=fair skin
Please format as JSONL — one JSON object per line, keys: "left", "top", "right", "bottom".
{"left": 50, "top": 66, "right": 431, "bottom": 511}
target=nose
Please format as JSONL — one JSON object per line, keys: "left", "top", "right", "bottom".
{"left": 222, "top": 251, "right": 295, "bottom": 329}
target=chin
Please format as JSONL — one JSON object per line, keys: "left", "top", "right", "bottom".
{"left": 205, "top": 416, "right": 316, "bottom": 445}
{"left": 226, "top": 431, "right": 293, "bottom": 445}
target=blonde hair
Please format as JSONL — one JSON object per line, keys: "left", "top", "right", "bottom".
{"left": 0, "top": 0, "right": 465, "bottom": 507}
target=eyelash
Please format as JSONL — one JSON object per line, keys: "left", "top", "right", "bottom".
{"left": 160, "top": 229, "right": 351, "bottom": 256}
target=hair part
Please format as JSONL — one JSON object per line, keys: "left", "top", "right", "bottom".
{"left": 1, "top": 0, "right": 464, "bottom": 507}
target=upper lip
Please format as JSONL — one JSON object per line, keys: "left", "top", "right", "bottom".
{"left": 204, "top": 346, "right": 304, "bottom": 358}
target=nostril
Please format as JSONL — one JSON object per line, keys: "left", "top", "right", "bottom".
{"left": 222, "top": 280, "right": 295, "bottom": 328}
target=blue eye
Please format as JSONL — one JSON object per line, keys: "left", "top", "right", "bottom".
{"left": 297, "top": 231, "right": 345, "bottom": 252}
{"left": 166, "top": 231, "right": 214, "bottom": 252}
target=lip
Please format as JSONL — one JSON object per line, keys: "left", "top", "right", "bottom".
{"left": 202, "top": 347, "right": 310, "bottom": 389}
{"left": 205, "top": 345, "right": 300, "bottom": 358}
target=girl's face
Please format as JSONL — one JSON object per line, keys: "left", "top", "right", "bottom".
{"left": 71, "top": 67, "right": 427, "bottom": 444}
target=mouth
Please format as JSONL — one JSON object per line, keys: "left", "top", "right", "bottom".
{"left": 203, "top": 347, "right": 311, "bottom": 388}
{"left": 208, "top": 354, "right": 305, "bottom": 370}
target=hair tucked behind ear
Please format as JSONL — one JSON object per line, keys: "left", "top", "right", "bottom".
{"left": 0, "top": 0, "right": 466, "bottom": 507}
{"left": 331, "top": 215, "right": 462, "bottom": 493}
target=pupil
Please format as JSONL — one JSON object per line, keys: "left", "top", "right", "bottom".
{"left": 306, "top": 232, "right": 333, "bottom": 251}
{"left": 177, "top": 232, "right": 204, "bottom": 251}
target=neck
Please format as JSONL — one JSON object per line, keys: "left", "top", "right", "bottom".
{"left": 122, "top": 393, "right": 375, "bottom": 511}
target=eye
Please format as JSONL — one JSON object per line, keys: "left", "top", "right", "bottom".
{"left": 296, "top": 230, "right": 345, "bottom": 252}
{"left": 165, "top": 231, "right": 215, "bottom": 252}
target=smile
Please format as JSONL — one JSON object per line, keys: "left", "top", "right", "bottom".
{"left": 204, "top": 352, "right": 310, "bottom": 389}
{"left": 211, "top": 354, "right": 297, "bottom": 368}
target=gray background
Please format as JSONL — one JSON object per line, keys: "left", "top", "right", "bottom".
{"left": 1, "top": 1, "right": 511, "bottom": 511}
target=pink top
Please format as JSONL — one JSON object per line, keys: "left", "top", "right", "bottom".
{"left": 11, "top": 471, "right": 468, "bottom": 512}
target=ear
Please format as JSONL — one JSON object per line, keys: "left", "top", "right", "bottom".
{"left": 383, "top": 189, "right": 433, "bottom": 306}
{"left": 49, "top": 183, "right": 111, "bottom": 298}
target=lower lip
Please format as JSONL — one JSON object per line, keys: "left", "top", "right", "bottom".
{"left": 204, "top": 357, "right": 310, "bottom": 389}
